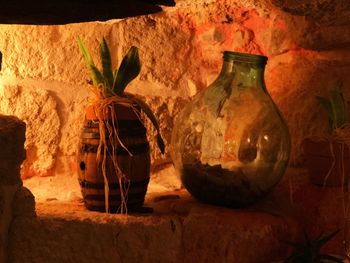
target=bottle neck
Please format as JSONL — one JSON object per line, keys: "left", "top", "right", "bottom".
{"left": 219, "top": 52, "right": 267, "bottom": 91}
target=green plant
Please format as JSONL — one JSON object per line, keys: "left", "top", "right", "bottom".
{"left": 78, "top": 37, "right": 164, "bottom": 154}
{"left": 284, "top": 229, "right": 342, "bottom": 263}
{"left": 316, "top": 82, "right": 348, "bottom": 135}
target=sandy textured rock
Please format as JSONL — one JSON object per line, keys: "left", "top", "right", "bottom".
{"left": 0, "top": 23, "right": 114, "bottom": 85}
{"left": 23, "top": 171, "right": 82, "bottom": 203}
{"left": 271, "top": 0, "right": 350, "bottom": 50}
{"left": 266, "top": 51, "right": 350, "bottom": 164}
{"left": 118, "top": 0, "right": 274, "bottom": 93}
{"left": 12, "top": 186, "right": 36, "bottom": 217}
{"left": 0, "top": 0, "right": 278, "bottom": 91}
{"left": 0, "top": 183, "right": 22, "bottom": 263}
{"left": 23, "top": 162, "right": 181, "bottom": 203}
{"left": 0, "top": 115, "right": 25, "bottom": 158}
{"left": 182, "top": 211, "right": 294, "bottom": 262}
{"left": 8, "top": 201, "right": 184, "bottom": 263}
{"left": 149, "top": 164, "right": 182, "bottom": 192}
{"left": 0, "top": 85, "right": 60, "bottom": 178}
{"left": 7, "top": 188, "right": 300, "bottom": 263}
{"left": 272, "top": 0, "right": 350, "bottom": 25}
{"left": 8, "top": 168, "right": 348, "bottom": 262}
{"left": 0, "top": 0, "right": 348, "bottom": 183}
{"left": 0, "top": 115, "right": 26, "bottom": 185}
{"left": 135, "top": 95, "right": 188, "bottom": 165}
{"left": 280, "top": 13, "right": 350, "bottom": 50}
{"left": 291, "top": 181, "right": 348, "bottom": 256}
{"left": 1, "top": 2, "right": 350, "bottom": 262}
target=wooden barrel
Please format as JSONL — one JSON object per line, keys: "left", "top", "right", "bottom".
{"left": 77, "top": 103, "right": 151, "bottom": 213}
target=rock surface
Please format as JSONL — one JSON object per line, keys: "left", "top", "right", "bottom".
{"left": 7, "top": 190, "right": 299, "bottom": 263}
{"left": 6, "top": 168, "right": 349, "bottom": 262}
{"left": 0, "top": 0, "right": 348, "bottom": 179}
{"left": 0, "top": 183, "right": 22, "bottom": 263}
{"left": 271, "top": 0, "right": 350, "bottom": 50}
{"left": 12, "top": 186, "right": 36, "bottom": 218}
{"left": 7, "top": 168, "right": 349, "bottom": 262}
{"left": 0, "top": 115, "right": 26, "bottom": 185}
{"left": 0, "top": 114, "right": 26, "bottom": 263}
{"left": 0, "top": 85, "right": 60, "bottom": 178}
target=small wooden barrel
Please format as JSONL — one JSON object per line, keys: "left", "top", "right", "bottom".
{"left": 77, "top": 103, "right": 151, "bottom": 213}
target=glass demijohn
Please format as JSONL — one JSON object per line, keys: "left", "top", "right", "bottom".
{"left": 171, "top": 51, "right": 291, "bottom": 208}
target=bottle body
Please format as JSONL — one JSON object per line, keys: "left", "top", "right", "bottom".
{"left": 171, "top": 51, "right": 291, "bottom": 207}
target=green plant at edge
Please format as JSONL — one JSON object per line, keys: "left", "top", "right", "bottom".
{"left": 316, "top": 82, "right": 348, "bottom": 135}
{"left": 284, "top": 229, "right": 342, "bottom": 263}
{"left": 78, "top": 37, "right": 165, "bottom": 154}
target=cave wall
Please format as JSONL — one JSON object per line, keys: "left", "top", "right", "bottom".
{"left": 0, "top": 0, "right": 349, "bottom": 179}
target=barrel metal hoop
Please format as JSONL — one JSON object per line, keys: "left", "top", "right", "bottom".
{"left": 84, "top": 119, "right": 146, "bottom": 129}
{"left": 81, "top": 128, "right": 147, "bottom": 138}
{"left": 84, "top": 192, "right": 147, "bottom": 201}
{"left": 79, "top": 178, "right": 150, "bottom": 190}
{"left": 80, "top": 142, "right": 149, "bottom": 155}
{"left": 84, "top": 202, "right": 147, "bottom": 213}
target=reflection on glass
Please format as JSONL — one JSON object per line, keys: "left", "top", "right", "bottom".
{"left": 171, "top": 51, "right": 291, "bottom": 208}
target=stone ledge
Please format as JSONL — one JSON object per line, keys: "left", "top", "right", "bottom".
{"left": 8, "top": 190, "right": 299, "bottom": 263}
{"left": 7, "top": 168, "right": 349, "bottom": 262}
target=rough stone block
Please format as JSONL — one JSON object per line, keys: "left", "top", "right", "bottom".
{"left": 0, "top": 85, "right": 60, "bottom": 179}
{"left": 0, "top": 183, "right": 22, "bottom": 263}
{"left": 0, "top": 0, "right": 349, "bottom": 178}
{"left": 7, "top": 188, "right": 301, "bottom": 263}
{"left": 8, "top": 168, "right": 348, "bottom": 262}
{"left": 0, "top": 115, "right": 26, "bottom": 185}
{"left": 271, "top": 0, "right": 350, "bottom": 50}
{"left": 266, "top": 52, "right": 350, "bottom": 164}
{"left": 12, "top": 186, "right": 36, "bottom": 218}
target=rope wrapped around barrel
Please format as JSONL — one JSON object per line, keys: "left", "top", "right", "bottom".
{"left": 90, "top": 90, "right": 143, "bottom": 215}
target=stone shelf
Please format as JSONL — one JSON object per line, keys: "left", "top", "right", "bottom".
{"left": 8, "top": 190, "right": 299, "bottom": 263}
{"left": 6, "top": 168, "right": 349, "bottom": 262}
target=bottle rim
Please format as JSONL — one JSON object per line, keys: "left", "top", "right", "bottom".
{"left": 223, "top": 51, "right": 268, "bottom": 64}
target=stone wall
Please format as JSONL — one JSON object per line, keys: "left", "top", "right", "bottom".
{"left": 0, "top": 115, "right": 34, "bottom": 262}
{"left": 0, "top": 0, "right": 349, "bottom": 182}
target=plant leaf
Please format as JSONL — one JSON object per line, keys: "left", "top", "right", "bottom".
{"left": 316, "top": 96, "right": 334, "bottom": 134}
{"left": 77, "top": 37, "right": 94, "bottom": 68}
{"left": 330, "top": 83, "right": 347, "bottom": 130}
{"left": 100, "top": 38, "right": 114, "bottom": 90}
{"left": 317, "top": 229, "right": 340, "bottom": 247}
{"left": 320, "top": 254, "right": 343, "bottom": 263}
{"left": 88, "top": 64, "right": 105, "bottom": 86}
{"left": 114, "top": 46, "right": 141, "bottom": 96}
{"left": 77, "top": 37, "right": 105, "bottom": 87}
{"left": 157, "top": 134, "right": 165, "bottom": 154}
{"left": 113, "top": 69, "right": 118, "bottom": 89}
{"left": 283, "top": 229, "right": 340, "bottom": 263}
{"left": 125, "top": 93, "right": 165, "bottom": 154}
{"left": 283, "top": 240, "right": 306, "bottom": 250}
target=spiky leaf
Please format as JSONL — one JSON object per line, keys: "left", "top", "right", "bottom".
{"left": 284, "top": 229, "right": 340, "bottom": 263}
{"left": 320, "top": 254, "right": 343, "bottom": 263}
{"left": 77, "top": 37, "right": 94, "bottom": 67}
{"left": 113, "top": 68, "right": 118, "bottom": 90}
{"left": 157, "top": 134, "right": 165, "bottom": 154}
{"left": 100, "top": 38, "right": 114, "bottom": 90}
{"left": 330, "top": 83, "right": 347, "bottom": 130}
{"left": 88, "top": 65, "right": 105, "bottom": 86}
{"left": 316, "top": 82, "right": 348, "bottom": 134}
{"left": 114, "top": 46, "right": 141, "bottom": 96}
{"left": 77, "top": 37, "right": 105, "bottom": 87}
{"left": 316, "top": 96, "right": 333, "bottom": 134}
{"left": 316, "top": 229, "right": 340, "bottom": 247}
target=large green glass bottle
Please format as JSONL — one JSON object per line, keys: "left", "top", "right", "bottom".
{"left": 171, "top": 51, "right": 291, "bottom": 208}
